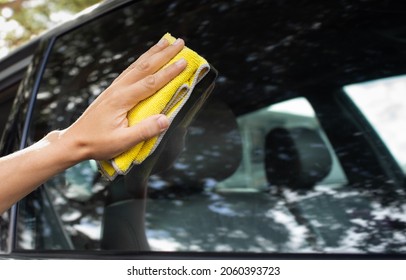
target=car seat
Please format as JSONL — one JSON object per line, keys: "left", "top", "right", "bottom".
{"left": 264, "top": 127, "right": 333, "bottom": 189}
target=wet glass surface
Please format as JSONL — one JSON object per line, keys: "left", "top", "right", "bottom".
{"left": 15, "top": 0, "right": 406, "bottom": 253}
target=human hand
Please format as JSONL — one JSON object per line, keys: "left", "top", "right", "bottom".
{"left": 0, "top": 36, "right": 187, "bottom": 213}
{"left": 60, "top": 36, "right": 187, "bottom": 161}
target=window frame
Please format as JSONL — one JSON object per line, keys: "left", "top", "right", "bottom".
{"left": 306, "top": 90, "right": 405, "bottom": 190}
{"left": 338, "top": 91, "right": 405, "bottom": 186}
{"left": 344, "top": 78, "right": 406, "bottom": 176}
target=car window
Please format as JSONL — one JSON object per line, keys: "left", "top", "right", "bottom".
{"left": 0, "top": 82, "right": 18, "bottom": 144}
{"left": 16, "top": 0, "right": 406, "bottom": 254}
{"left": 344, "top": 75, "right": 406, "bottom": 174}
{"left": 145, "top": 97, "right": 348, "bottom": 252}
{"left": 214, "top": 97, "right": 347, "bottom": 193}
{"left": 0, "top": 82, "right": 20, "bottom": 253}
{"left": 0, "top": 210, "right": 10, "bottom": 253}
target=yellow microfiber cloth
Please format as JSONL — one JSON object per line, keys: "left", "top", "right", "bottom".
{"left": 98, "top": 33, "right": 210, "bottom": 180}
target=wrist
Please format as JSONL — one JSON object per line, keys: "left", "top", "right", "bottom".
{"left": 45, "top": 129, "right": 89, "bottom": 167}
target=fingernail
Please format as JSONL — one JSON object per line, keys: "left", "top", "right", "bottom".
{"left": 157, "top": 38, "right": 168, "bottom": 47}
{"left": 175, "top": 58, "right": 186, "bottom": 68}
{"left": 157, "top": 115, "right": 169, "bottom": 131}
{"left": 173, "top": 38, "right": 183, "bottom": 46}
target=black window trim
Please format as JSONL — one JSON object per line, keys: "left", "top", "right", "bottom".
{"left": 5, "top": 0, "right": 145, "bottom": 256}
{"left": 6, "top": 250, "right": 406, "bottom": 260}
{"left": 337, "top": 90, "right": 405, "bottom": 185}
{"left": 8, "top": 37, "right": 57, "bottom": 254}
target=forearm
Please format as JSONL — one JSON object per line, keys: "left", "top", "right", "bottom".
{"left": 0, "top": 35, "right": 185, "bottom": 214}
{"left": 0, "top": 130, "right": 84, "bottom": 214}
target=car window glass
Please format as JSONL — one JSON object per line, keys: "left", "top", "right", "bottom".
{"left": 214, "top": 97, "right": 347, "bottom": 193}
{"left": 0, "top": 83, "right": 18, "bottom": 139}
{"left": 146, "top": 97, "right": 348, "bottom": 252}
{"left": 16, "top": 0, "right": 406, "bottom": 254}
{"left": 0, "top": 82, "right": 20, "bottom": 253}
{"left": 0, "top": 210, "right": 10, "bottom": 253}
{"left": 344, "top": 76, "right": 406, "bottom": 173}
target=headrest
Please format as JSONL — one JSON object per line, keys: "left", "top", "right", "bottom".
{"left": 156, "top": 97, "right": 243, "bottom": 187}
{"left": 264, "top": 127, "right": 332, "bottom": 189}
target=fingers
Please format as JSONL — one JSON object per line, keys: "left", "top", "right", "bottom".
{"left": 113, "top": 37, "right": 185, "bottom": 86}
{"left": 137, "top": 37, "right": 171, "bottom": 63}
{"left": 113, "top": 38, "right": 169, "bottom": 84}
{"left": 120, "top": 114, "right": 169, "bottom": 148}
{"left": 118, "top": 57, "right": 187, "bottom": 109}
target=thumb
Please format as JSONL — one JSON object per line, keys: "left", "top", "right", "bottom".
{"left": 124, "top": 114, "right": 170, "bottom": 148}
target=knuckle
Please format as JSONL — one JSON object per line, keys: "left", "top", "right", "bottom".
{"left": 112, "top": 86, "right": 126, "bottom": 100}
{"left": 136, "top": 60, "right": 150, "bottom": 72}
{"left": 108, "top": 86, "right": 120, "bottom": 99}
{"left": 142, "top": 75, "right": 156, "bottom": 90}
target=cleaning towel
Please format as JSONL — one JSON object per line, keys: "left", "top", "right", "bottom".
{"left": 98, "top": 33, "right": 210, "bottom": 180}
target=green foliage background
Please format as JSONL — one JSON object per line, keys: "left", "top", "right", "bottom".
{"left": 0, "top": 0, "right": 100, "bottom": 55}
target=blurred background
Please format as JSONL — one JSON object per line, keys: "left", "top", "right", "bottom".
{"left": 0, "top": 0, "right": 101, "bottom": 59}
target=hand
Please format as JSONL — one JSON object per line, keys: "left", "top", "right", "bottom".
{"left": 60, "top": 36, "right": 187, "bottom": 161}
{"left": 0, "top": 35, "right": 189, "bottom": 213}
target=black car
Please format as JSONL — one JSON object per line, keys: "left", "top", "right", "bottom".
{"left": 0, "top": 0, "right": 406, "bottom": 259}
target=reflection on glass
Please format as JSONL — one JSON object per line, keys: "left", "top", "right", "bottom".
{"left": 15, "top": 0, "right": 406, "bottom": 254}
{"left": 344, "top": 75, "right": 406, "bottom": 173}
{"left": 216, "top": 97, "right": 346, "bottom": 192}
{"left": 146, "top": 97, "right": 348, "bottom": 252}
{"left": 0, "top": 210, "right": 9, "bottom": 252}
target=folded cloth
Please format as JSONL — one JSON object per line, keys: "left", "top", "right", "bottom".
{"left": 98, "top": 33, "right": 210, "bottom": 180}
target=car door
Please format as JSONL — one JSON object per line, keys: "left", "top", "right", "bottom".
{"left": 4, "top": 0, "right": 406, "bottom": 258}
{"left": 0, "top": 44, "right": 38, "bottom": 253}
